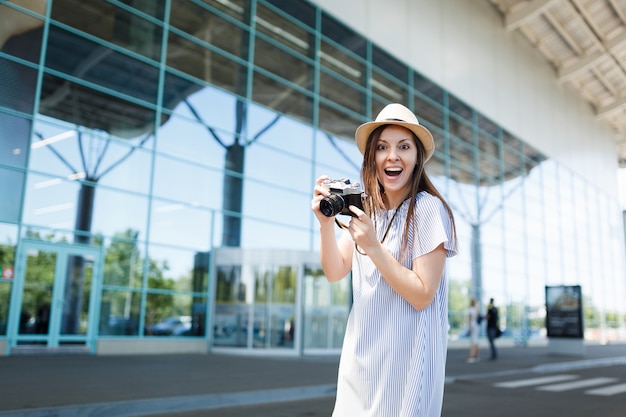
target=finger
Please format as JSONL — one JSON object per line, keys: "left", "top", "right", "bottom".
{"left": 349, "top": 205, "right": 365, "bottom": 219}
{"left": 313, "top": 186, "right": 329, "bottom": 198}
{"left": 316, "top": 175, "right": 329, "bottom": 185}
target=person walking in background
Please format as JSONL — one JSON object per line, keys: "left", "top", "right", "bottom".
{"left": 311, "top": 103, "right": 458, "bottom": 417}
{"left": 467, "top": 298, "right": 480, "bottom": 363}
{"left": 486, "top": 298, "right": 499, "bottom": 360}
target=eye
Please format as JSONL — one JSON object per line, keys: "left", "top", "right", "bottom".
{"left": 400, "top": 143, "right": 411, "bottom": 150}
{"left": 376, "top": 143, "right": 387, "bottom": 150}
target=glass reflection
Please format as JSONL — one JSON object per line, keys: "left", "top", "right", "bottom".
{"left": 99, "top": 289, "right": 141, "bottom": 336}
{"left": 145, "top": 293, "right": 194, "bottom": 336}
{"left": 103, "top": 232, "right": 144, "bottom": 288}
{"left": 302, "top": 265, "right": 349, "bottom": 351}
{"left": 59, "top": 253, "right": 91, "bottom": 336}
{"left": 253, "top": 264, "right": 296, "bottom": 349}
{"left": 19, "top": 248, "right": 55, "bottom": 337}
{"left": 149, "top": 203, "right": 212, "bottom": 250}
{"left": 214, "top": 265, "right": 247, "bottom": 347}
{"left": 0, "top": 282, "right": 10, "bottom": 335}
{"left": 50, "top": 0, "right": 164, "bottom": 61}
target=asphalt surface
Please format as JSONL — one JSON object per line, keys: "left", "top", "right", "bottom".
{"left": 0, "top": 340, "right": 625, "bottom": 417}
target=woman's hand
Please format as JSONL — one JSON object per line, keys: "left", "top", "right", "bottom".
{"left": 314, "top": 176, "right": 355, "bottom": 281}
{"left": 311, "top": 176, "right": 334, "bottom": 226}
{"left": 347, "top": 205, "right": 379, "bottom": 254}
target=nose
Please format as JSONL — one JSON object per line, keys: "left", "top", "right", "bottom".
{"left": 387, "top": 148, "right": 399, "bottom": 160}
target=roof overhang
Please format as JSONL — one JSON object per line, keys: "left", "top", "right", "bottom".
{"left": 489, "top": 0, "right": 626, "bottom": 168}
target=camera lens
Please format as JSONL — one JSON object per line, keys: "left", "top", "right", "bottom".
{"left": 320, "top": 195, "right": 344, "bottom": 217}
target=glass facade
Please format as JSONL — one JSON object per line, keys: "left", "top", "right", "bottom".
{"left": 0, "top": 0, "right": 624, "bottom": 355}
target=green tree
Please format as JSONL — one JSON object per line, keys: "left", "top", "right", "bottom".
{"left": 0, "top": 238, "right": 16, "bottom": 333}
{"left": 103, "top": 229, "right": 141, "bottom": 288}
{"left": 448, "top": 278, "right": 471, "bottom": 334}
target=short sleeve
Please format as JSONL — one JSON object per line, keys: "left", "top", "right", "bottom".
{"left": 410, "top": 192, "right": 457, "bottom": 259}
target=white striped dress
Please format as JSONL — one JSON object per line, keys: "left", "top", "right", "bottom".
{"left": 332, "top": 191, "right": 457, "bottom": 417}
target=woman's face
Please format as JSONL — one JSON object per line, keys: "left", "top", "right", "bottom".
{"left": 374, "top": 125, "right": 419, "bottom": 203}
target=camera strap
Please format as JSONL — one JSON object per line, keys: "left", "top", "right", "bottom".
{"left": 379, "top": 205, "right": 401, "bottom": 245}
{"left": 351, "top": 204, "right": 401, "bottom": 256}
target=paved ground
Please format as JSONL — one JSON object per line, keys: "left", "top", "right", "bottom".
{"left": 0, "top": 340, "right": 625, "bottom": 417}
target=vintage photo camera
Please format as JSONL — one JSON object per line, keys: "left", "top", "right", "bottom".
{"left": 319, "top": 178, "right": 364, "bottom": 217}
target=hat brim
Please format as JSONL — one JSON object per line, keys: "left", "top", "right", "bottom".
{"left": 355, "top": 121, "right": 435, "bottom": 161}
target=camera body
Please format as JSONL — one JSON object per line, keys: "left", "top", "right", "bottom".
{"left": 320, "top": 178, "right": 364, "bottom": 217}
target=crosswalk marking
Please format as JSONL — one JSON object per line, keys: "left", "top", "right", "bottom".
{"left": 586, "top": 383, "right": 626, "bottom": 396}
{"left": 492, "top": 374, "right": 626, "bottom": 397}
{"left": 536, "top": 377, "right": 617, "bottom": 392}
{"left": 494, "top": 375, "right": 578, "bottom": 388}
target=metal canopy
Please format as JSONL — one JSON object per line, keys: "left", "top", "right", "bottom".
{"left": 489, "top": 0, "right": 626, "bottom": 167}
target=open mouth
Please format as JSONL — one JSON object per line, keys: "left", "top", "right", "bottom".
{"left": 384, "top": 168, "right": 402, "bottom": 177}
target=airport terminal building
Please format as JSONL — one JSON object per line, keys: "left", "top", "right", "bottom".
{"left": 0, "top": 0, "right": 625, "bottom": 356}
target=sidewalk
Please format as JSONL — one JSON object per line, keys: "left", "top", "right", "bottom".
{"left": 0, "top": 341, "right": 625, "bottom": 417}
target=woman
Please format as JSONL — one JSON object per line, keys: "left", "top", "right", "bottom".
{"left": 311, "top": 103, "right": 457, "bottom": 417}
{"left": 467, "top": 298, "right": 480, "bottom": 363}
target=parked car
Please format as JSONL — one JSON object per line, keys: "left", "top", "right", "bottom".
{"left": 148, "top": 316, "right": 192, "bottom": 336}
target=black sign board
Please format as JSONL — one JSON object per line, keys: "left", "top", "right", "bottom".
{"left": 545, "top": 285, "right": 583, "bottom": 338}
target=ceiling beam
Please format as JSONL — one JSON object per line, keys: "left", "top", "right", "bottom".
{"left": 543, "top": 10, "right": 583, "bottom": 55}
{"left": 505, "top": 0, "right": 559, "bottom": 31}
{"left": 607, "top": 0, "right": 626, "bottom": 26}
{"left": 606, "top": 29, "right": 626, "bottom": 52}
{"left": 557, "top": 50, "right": 605, "bottom": 83}
{"left": 596, "top": 96, "right": 626, "bottom": 119}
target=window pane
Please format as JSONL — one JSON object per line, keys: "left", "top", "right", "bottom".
{"left": 149, "top": 200, "right": 212, "bottom": 249}
{"left": 145, "top": 293, "right": 194, "bottom": 336}
{"left": 198, "top": 0, "right": 250, "bottom": 24}
{"left": 214, "top": 264, "right": 247, "bottom": 347}
{"left": 320, "top": 71, "right": 364, "bottom": 117}
{"left": 314, "top": 131, "right": 361, "bottom": 178}
{"left": 40, "top": 74, "right": 157, "bottom": 138}
{"left": 248, "top": 103, "right": 313, "bottom": 159}
{"left": 152, "top": 156, "right": 222, "bottom": 210}
{"left": 45, "top": 27, "right": 160, "bottom": 104}
{"left": 414, "top": 72, "right": 443, "bottom": 105}
{"left": 256, "top": 2, "right": 312, "bottom": 56}
{"left": 0, "top": 167, "right": 25, "bottom": 223}
{"left": 99, "top": 289, "right": 140, "bottom": 336}
{"left": 0, "top": 282, "right": 11, "bottom": 335}
{"left": 51, "top": 1, "right": 163, "bottom": 61}
{"left": 252, "top": 71, "right": 313, "bottom": 125}
{"left": 0, "top": 58, "right": 38, "bottom": 114}
{"left": 321, "top": 13, "right": 366, "bottom": 58}
{"left": 92, "top": 188, "right": 149, "bottom": 239}
{"left": 245, "top": 145, "right": 310, "bottom": 200}
{"left": 318, "top": 102, "right": 363, "bottom": 141}
{"left": 240, "top": 217, "right": 310, "bottom": 250}
{"left": 265, "top": 0, "right": 316, "bottom": 29}
{"left": 413, "top": 93, "right": 444, "bottom": 131}
{"left": 103, "top": 233, "right": 145, "bottom": 288}
{"left": 254, "top": 37, "right": 313, "bottom": 92}
{"left": 372, "top": 45, "right": 408, "bottom": 83}
{"left": 166, "top": 32, "right": 247, "bottom": 92}
{"left": 147, "top": 244, "right": 206, "bottom": 289}
{"left": 156, "top": 113, "right": 227, "bottom": 168}
{"left": 1, "top": 3, "right": 44, "bottom": 65}
{"left": 0, "top": 112, "right": 29, "bottom": 212}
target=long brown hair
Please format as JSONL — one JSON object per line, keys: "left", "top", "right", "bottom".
{"left": 360, "top": 125, "right": 457, "bottom": 255}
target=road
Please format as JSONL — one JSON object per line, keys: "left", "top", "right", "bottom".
{"left": 443, "top": 362, "right": 626, "bottom": 417}
{"left": 155, "top": 362, "right": 626, "bottom": 417}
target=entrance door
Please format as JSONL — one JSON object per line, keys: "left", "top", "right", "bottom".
{"left": 8, "top": 240, "right": 101, "bottom": 354}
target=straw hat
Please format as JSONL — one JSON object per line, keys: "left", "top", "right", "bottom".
{"left": 354, "top": 103, "right": 434, "bottom": 161}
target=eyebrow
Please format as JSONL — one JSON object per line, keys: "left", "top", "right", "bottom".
{"left": 377, "top": 138, "right": 412, "bottom": 144}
